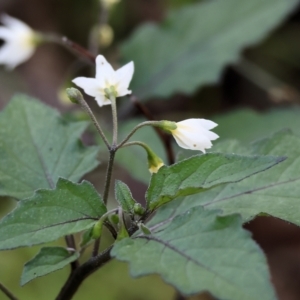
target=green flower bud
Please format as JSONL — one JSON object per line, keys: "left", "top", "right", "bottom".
{"left": 91, "top": 220, "right": 103, "bottom": 239}
{"left": 109, "top": 214, "right": 119, "bottom": 224}
{"left": 66, "top": 88, "right": 83, "bottom": 104}
{"left": 139, "top": 223, "right": 152, "bottom": 235}
{"left": 133, "top": 203, "right": 145, "bottom": 216}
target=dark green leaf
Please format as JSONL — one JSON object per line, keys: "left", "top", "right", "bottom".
{"left": 122, "top": 0, "right": 298, "bottom": 99}
{"left": 0, "top": 95, "right": 99, "bottom": 199}
{"left": 0, "top": 178, "right": 106, "bottom": 250}
{"left": 115, "top": 180, "right": 137, "bottom": 213}
{"left": 146, "top": 153, "right": 284, "bottom": 210}
{"left": 213, "top": 108, "right": 300, "bottom": 143}
{"left": 21, "top": 247, "right": 79, "bottom": 285}
{"left": 151, "top": 131, "right": 300, "bottom": 226}
{"left": 112, "top": 207, "right": 277, "bottom": 300}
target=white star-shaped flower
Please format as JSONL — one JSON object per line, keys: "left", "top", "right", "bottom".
{"left": 72, "top": 55, "right": 134, "bottom": 107}
{"left": 170, "top": 119, "right": 219, "bottom": 153}
{"left": 0, "top": 14, "right": 37, "bottom": 69}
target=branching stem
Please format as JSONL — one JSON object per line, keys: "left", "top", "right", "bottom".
{"left": 75, "top": 94, "right": 110, "bottom": 150}
{"left": 117, "top": 121, "right": 165, "bottom": 149}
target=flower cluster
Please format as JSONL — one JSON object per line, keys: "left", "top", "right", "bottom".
{"left": 72, "top": 55, "right": 219, "bottom": 173}
{"left": 0, "top": 13, "right": 219, "bottom": 173}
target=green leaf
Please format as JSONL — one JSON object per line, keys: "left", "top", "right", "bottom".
{"left": 115, "top": 180, "right": 137, "bottom": 213}
{"left": 121, "top": 0, "right": 299, "bottom": 100}
{"left": 0, "top": 95, "right": 99, "bottom": 199}
{"left": 213, "top": 108, "right": 300, "bottom": 143}
{"left": 151, "top": 130, "right": 300, "bottom": 226}
{"left": 21, "top": 247, "right": 79, "bottom": 285}
{"left": 0, "top": 178, "right": 106, "bottom": 250}
{"left": 112, "top": 207, "right": 277, "bottom": 300}
{"left": 146, "top": 153, "right": 284, "bottom": 210}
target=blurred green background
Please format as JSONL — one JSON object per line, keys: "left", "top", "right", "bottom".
{"left": 1, "top": 0, "right": 300, "bottom": 299}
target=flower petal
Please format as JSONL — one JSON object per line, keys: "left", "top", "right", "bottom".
{"left": 1, "top": 14, "right": 31, "bottom": 32}
{"left": 95, "top": 55, "right": 116, "bottom": 85}
{"left": 0, "top": 27, "right": 11, "bottom": 40}
{"left": 198, "top": 119, "right": 218, "bottom": 130}
{"left": 0, "top": 42, "right": 34, "bottom": 69}
{"left": 170, "top": 118, "right": 219, "bottom": 152}
{"left": 95, "top": 95, "right": 111, "bottom": 107}
{"left": 72, "top": 77, "right": 100, "bottom": 98}
{"left": 115, "top": 61, "right": 134, "bottom": 96}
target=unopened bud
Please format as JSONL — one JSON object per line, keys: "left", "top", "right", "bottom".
{"left": 66, "top": 88, "right": 83, "bottom": 104}
{"left": 133, "top": 203, "right": 145, "bottom": 216}
{"left": 139, "top": 223, "right": 152, "bottom": 235}
{"left": 109, "top": 214, "right": 119, "bottom": 224}
{"left": 91, "top": 220, "right": 103, "bottom": 239}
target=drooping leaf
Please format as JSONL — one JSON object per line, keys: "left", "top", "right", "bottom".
{"left": 121, "top": 0, "right": 299, "bottom": 100}
{"left": 112, "top": 207, "right": 277, "bottom": 300}
{"left": 146, "top": 153, "right": 284, "bottom": 210}
{"left": 0, "top": 178, "right": 106, "bottom": 250}
{"left": 21, "top": 247, "right": 80, "bottom": 285}
{"left": 115, "top": 180, "right": 137, "bottom": 213}
{"left": 150, "top": 130, "right": 300, "bottom": 226}
{"left": 0, "top": 95, "right": 100, "bottom": 199}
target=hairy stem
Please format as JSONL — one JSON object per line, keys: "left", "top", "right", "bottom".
{"left": 117, "top": 121, "right": 165, "bottom": 150}
{"left": 130, "top": 95, "right": 175, "bottom": 164}
{"left": 65, "top": 235, "right": 80, "bottom": 271}
{"left": 56, "top": 222, "right": 139, "bottom": 300}
{"left": 92, "top": 149, "right": 116, "bottom": 257}
{"left": 0, "top": 282, "right": 19, "bottom": 300}
{"left": 56, "top": 246, "right": 112, "bottom": 300}
{"left": 75, "top": 93, "right": 110, "bottom": 150}
{"left": 110, "top": 96, "right": 118, "bottom": 146}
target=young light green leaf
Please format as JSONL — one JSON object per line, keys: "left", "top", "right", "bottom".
{"left": 115, "top": 180, "right": 137, "bottom": 213}
{"left": 146, "top": 153, "right": 284, "bottom": 210}
{"left": 112, "top": 207, "right": 277, "bottom": 300}
{"left": 0, "top": 95, "right": 100, "bottom": 200}
{"left": 121, "top": 0, "right": 298, "bottom": 100}
{"left": 21, "top": 247, "right": 80, "bottom": 286}
{"left": 150, "top": 130, "right": 300, "bottom": 226}
{"left": 0, "top": 178, "right": 106, "bottom": 250}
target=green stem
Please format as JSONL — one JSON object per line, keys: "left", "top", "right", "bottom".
{"left": 117, "top": 121, "right": 165, "bottom": 149}
{"left": 110, "top": 96, "right": 118, "bottom": 146}
{"left": 93, "top": 148, "right": 116, "bottom": 257}
{"left": 120, "top": 141, "right": 149, "bottom": 150}
{"left": 0, "top": 282, "right": 19, "bottom": 300}
{"left": 75, "top": 92, "right": 110, "bottom": 150}
{"left": 92, "top": 206, "right": 118, "bottom": 257}
{"left": 103, "top": 150, "right": 116, "bottom": 205}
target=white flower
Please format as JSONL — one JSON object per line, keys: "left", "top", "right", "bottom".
{"left": 72, "top": 55, "right": 134, "bottom": 107}
{"left": 0, "top": 14, "right": 37, "bottom": 69}
{"left": 170, "top": 119, "right": 219, "bottom": 153}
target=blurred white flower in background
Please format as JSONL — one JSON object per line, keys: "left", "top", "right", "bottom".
{"left": 72, "top": 55, "right": 134, "bottom": 107}
{"left": 0, "top": 14, "right": 38, "bottom": 69}
{"left": 170, "top": 119, "right": 219, "bottom": 153}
